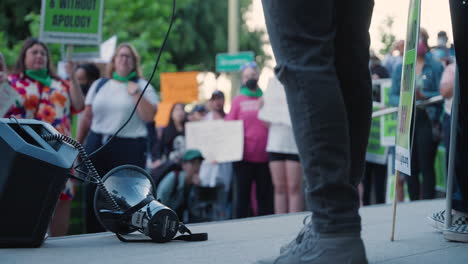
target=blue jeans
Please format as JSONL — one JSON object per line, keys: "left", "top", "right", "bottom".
{"left": 450, "top": 0, "right": 468, "bottom": 214}
{"left": 262, "top": 0, "right": 374, "bottom": 233}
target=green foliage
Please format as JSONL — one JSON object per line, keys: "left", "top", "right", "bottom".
{"left": 1, "top": 0, "right": 268, "bottom": 91}
{"left": 379, "top": 16, "right": 396, "bottom": 56}
{"left": 0, "top": 0, "right": 40, "bottom": 47}
{"left": 102, "top": 0, "right": 268, "bottom": 90}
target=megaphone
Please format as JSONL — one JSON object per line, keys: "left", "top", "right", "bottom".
{"left": 94, "top": 165, "right": 207, "bottom": 243}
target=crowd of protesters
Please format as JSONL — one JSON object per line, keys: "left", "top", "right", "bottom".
{"left": 0, "top": 27, "right": 464, "bottom": 239}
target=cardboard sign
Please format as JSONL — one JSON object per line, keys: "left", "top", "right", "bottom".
{"left": 160, "top": 72, "right": 199, "bottom": 103}
{"left": 154, "top": 101, "right": 175, "bottom": 128}
{"left": 258, "top": 77, "right": 291, "bottom": 126}
{"left": 185, "top": 120, "right": 244, "bottom": 163}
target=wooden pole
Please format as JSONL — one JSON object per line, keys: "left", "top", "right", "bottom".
{"left": 390, "top": 170, "right": 399, "bottom": 241}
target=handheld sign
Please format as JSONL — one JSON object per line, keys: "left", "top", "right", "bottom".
{"left": 376, "top": 79, "right": 397, "bottom": 146}
{"left": 40, "top": 0, "right": 104, "bottom": 45}
{"left": 394, "top": 0, "right": 420, "bottom": 176}
{"left": 391, "top": 0, "right": 421, "bottom": 242}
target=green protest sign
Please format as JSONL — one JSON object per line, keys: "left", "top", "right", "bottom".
{"left": 377, "top": 79, "right": 397, "bottom": 146}
{"left": 40, "top": 0, "right": 104, "bottom": 45}
{"left": 395, "top": 0, "right": 421, "bottom": 175}
{"left": 366, "top": 103, "right": 388, "bottom": 165}
{"left": 61, "top": 44, "right": 99, "bottom": 61}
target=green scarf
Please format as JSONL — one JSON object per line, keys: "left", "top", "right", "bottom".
{"left": 113, "top": 71, "right": 137, "bottom": 83}
{"left": 240, "top": 86, "right": 263, "bottom": 97}
{"left": 25, "top": 69, "right": 51, "bottom": 87}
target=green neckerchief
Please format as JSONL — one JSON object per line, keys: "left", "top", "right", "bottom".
{"left": 112, "top": 71, "right": 137, "bottom": 83}
{"left": 240, "top": 86, "right": 263, "bottom": 97}
{"left": 25, "top": 69, "right": 51, "bottom": 87}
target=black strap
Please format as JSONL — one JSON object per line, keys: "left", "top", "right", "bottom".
{"left": 122, "top": 195, "right": 154, "bottom": 219}
{"left": 115, "top": 222, "right": 208, "bottom": 243}
{"left": 94, "top": 77, "right": 109, "bottom": 94}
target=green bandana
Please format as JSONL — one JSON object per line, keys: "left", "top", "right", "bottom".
{"left": 240, "top": 86, "right": 263, "bottom": 97}
{"left": 25, "top": 69, "right": 51, "bottom": 87}
{"left": 113, "top": 71, "right": 137, "bottom": 83}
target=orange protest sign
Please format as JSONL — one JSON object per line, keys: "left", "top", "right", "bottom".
{"left": 154, "top": 101, "right": 174, "bottom": 128}
{"left": 160, "top": 71, "right": 199, "bottom": 103}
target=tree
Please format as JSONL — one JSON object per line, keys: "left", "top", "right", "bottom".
{"left": 0, "top": 0, "right": 40, "bottom": 47}
{"left": 103, "top": 0, "right": 268, "bottom": 89}
{"left": 0, "top": 0, "right": 268, "bottom": 90}
{"left": 378, "top": 15, "right": 397, "bottom": 56}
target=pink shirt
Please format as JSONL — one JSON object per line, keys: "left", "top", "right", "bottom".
{"left": 225, "top": 94, "right": 268, "bottom": 163}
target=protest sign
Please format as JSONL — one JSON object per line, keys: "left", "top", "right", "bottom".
{"left": 40, "top": 0, "right": 104, "bottom": 45}
{"left": 366, "top": 102, "right": 388, "bottom": 165}
{"left": 185, "top": 120, "right": 244, "bottom": 163}
{"left": 375, "top": 79, "right": 397, "bottom": 146}
{"left": 0, "top": 82, "right": 19, "bottom": 117}
{"left": 160, "top": 72, "right": 199, "bottom": 103}
{"left": 258, "top": 77, "right": 291, "bottom": 126}
{"left": 395, "top": 0, "right": 420, "bottom": 175}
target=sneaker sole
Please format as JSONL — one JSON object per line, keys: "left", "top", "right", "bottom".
{"left": 443, "top": 230, "right": 468, "bottom": 243}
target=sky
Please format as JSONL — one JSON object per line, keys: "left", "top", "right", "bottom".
{"left": 244, "top": 0, "right": 454, "bottom": 88}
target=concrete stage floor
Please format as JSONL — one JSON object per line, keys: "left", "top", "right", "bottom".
{"left": 2, "top": 199, "right": 467, "bottom": 263}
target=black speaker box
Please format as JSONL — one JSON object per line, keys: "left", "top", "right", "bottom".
{"left": 0, "top": 118, "right": 78, "bottom": 247}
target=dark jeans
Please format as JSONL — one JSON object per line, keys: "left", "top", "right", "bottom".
{"left": 407, "top": 109, "right": 438, "bottom": 200}
{"left": 363, "top": 162, "right": 387, "bottom": 205}
{"left": 232, "top": 161, "right": 273, "bottom": 218}
{"left": 262, "top": 0, "right": 374, "bottom": 233}
{"left": 449, "top": 0, "right": 468, "bottom": 213}
{"left": 84, "top": 131, "right": 147, "bottom": 233}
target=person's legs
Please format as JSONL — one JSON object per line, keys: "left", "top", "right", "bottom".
{"left": 232, "top": 161, "right": 254, "bottom": 219}
{"left": 269, "top": 159, "right": 289, "bottom": 214}
{"left": 407, "top": 115, "right": 422, "bottom": 201}
{"left": 334, "top": 0, "right": 374, "bottom": 189}
{"left": 362, "top": 163, "right": 373, "bottom": 206}
{"left": 255, "top": 162, "right": 274, "bottom": 216}
{"left": 108, "top": 137, "right": 147, "bottom": 169}
{"left": 263, "top": 0, "right": 371, "bottom": 234}
{"left": 443, "top": 0, "right": 468, "bottom": 242}
{"left": 450, "top": 0, "right": 468, "bottom": 215}
{"left": 259, "top": 0, "right": 373, "bottom": 262}
{"left": 49, "top": 199, "right": 71, "bottom": 237}
{"left": 418, "top": 115, "right": 438, "bottom": 200}
{"left": 373, "top": 164, "right": 388, "bottom": 204}
{"left": 285, "top": 159, "right": 304, "bottom": 213}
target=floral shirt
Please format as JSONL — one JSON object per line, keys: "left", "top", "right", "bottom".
{"left": 3, "top": 73, "right": 82, "bottom": 200}
{"left": 4, "top": 73, "right": 80, "bottom": 136}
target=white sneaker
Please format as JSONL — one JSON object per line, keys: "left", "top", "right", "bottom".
{"left": 444, "top": 224, "right": 468, "bottom": 243}
{"left": 427, "top": 210, "right": 468, "bottom": 231}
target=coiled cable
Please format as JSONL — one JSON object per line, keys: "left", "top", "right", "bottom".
{"left": 41, "top": 133, "right": 120, "bottom": 211}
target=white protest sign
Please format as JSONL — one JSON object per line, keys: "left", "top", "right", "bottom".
{"left": 0, "top": 82, "right": 19, "bottom": 117}
{"left": 185, "top": 120, "right": 244, "bottom": 163}
{"left": 258, "top": 77, "right": 291, "bottom": 126}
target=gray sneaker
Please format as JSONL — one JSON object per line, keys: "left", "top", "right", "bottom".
{"left": 427, "top": 210, "right": 468, "bottom": 231}
{"left": 256, "top": 232, "right": 368, "bottom": 264}
{"left": 280, "top": 214, "right": 313, "bottom": 254}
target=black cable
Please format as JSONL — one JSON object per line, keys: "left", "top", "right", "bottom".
{"left": 75, "top": 0, "right": 177, "bottom": 170}
{"left": 42, "top": 133, "right": 120, "bottom": 211}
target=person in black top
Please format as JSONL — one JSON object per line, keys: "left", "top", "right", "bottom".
{"left": 150, "top": 102, "right": 187, "bottom": 168}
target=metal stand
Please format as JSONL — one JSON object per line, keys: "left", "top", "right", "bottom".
{"left": 445, "top": 66, "right": 460, "bottom": 229}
